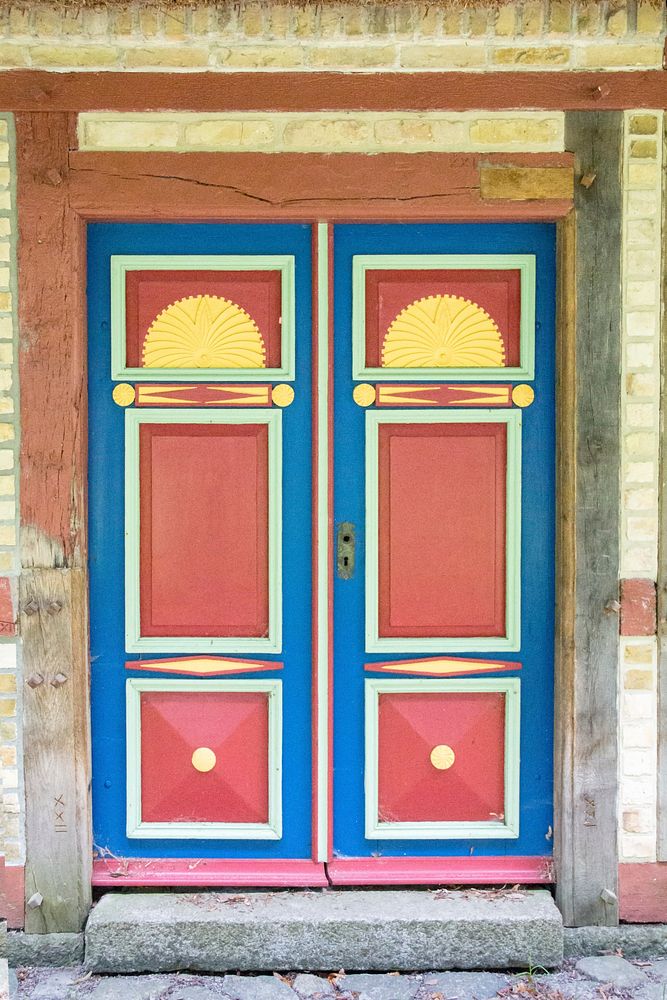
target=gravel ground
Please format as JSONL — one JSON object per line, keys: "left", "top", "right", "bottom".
{"left": 9, "top": 956, "right": 667, "bottom": 1000}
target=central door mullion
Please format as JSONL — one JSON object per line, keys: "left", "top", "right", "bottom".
{"left": 313, "top": 221, "right": 333, "bottom": 864}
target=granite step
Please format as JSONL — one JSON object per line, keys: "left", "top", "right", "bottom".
{"left": 84, "top": 888, "right": 563, "bottom": 974}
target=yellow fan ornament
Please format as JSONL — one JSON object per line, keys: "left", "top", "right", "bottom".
{"left": 381, "top": 294, "right": 506, "bottom": 369}
{"left": 142, "top": 294, "right": 266, "bottom": 369}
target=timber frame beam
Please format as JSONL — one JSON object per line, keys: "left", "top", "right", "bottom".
{"left": 2, "top": 70, "right": 667, "bottom": 113}
{"left": 554, "top": 112, "right": 623, "bottom": 927}
{"left": 14, "top": 98, "right": 621, "bottom": 931}
{"left": 17, "top": 112, "right": 91, "bottom": 934}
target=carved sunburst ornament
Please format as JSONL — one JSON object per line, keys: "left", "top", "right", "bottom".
{"left": 142, "top": 294, "right": 266, "bottom": 369}
{"left": 381, "top": 294, "right": 506, "bottom": 369}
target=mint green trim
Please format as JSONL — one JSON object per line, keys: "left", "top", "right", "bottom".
{"left": 315, "top": 223, "right": 330, "bottom": 863}
{"left": 110, "top": 254, "right": 295, "bottom": 382}
{"left": 125, "top": 408, "right": 282, "bottom": 654}
{"left": 365, "top": 409, "right": 521, "bottom": 653}
{"left": 364, "top": 677, "right": 520, "bottom": 840}
{"left": 126, "top": 678, "right": 282, "bottom": 840}
{"left": 352, "top": 254, "right": 536, "bottom": 382}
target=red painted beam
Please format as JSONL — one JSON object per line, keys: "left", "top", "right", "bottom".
{"left": 68, "top": 152, "right": 573, "bottom": 223}
{"left": 2, "top": 70, "right": 667, "bottom": 113}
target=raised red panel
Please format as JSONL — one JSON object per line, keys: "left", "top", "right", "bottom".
{"left": 365, "top": 268, "right": 522, "bottom": 369}
{"left": 125, "top": 269, "right": 282, "bottom": 369}
{"left": 139, "top": 423, "right": 268, "bottom": 637}
{"left": 378, "top": 423, "right": 506, "bottom": 638}
{"left": 140, "top": 690, "right": 269, "bottom": 824}
{"left": 377, "top": 691, "right": 505, "bottom": 823}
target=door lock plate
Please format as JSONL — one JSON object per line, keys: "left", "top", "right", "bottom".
{"left": 337, "top": 522, "right": 356, "bottom": 579}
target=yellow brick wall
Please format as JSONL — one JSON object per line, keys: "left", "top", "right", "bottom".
{"left": 620, "top": 638, "right": 658, "bottom": 860}
{"left": 78, "top": 111, "right": 565, "bottom": 153}
{"left": 0, "top": 0, "right": 663, "bottom": 72}
{"left": 618, "top": 111, "right": 664, "bottom": 863}
{"left": 621, "top": 112, "right": 663, "bottom": 582}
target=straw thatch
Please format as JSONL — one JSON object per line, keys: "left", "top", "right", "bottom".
{"left": 0, "top": 0, "right": 556, "bottom": 8}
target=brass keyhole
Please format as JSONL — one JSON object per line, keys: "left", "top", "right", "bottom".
{"left": 337, "top": 522, "right": 356, "bottom": 579}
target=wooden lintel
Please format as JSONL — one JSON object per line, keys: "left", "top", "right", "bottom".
{"left": 0, "top": 70, "right": 666, "bottom": 113}
{"left": 68, "top": 151, "right": 573, "bottom": 222}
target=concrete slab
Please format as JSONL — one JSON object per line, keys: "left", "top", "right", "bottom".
{"left": 335, "top": 973, "right": 419, "bottom": 1000}
{"left": 8, "top": 932, "right": 84, "bottom": 968}
{"left": 87, "top": 974, "right": 173, "bottom": 1000}
{"left": 575, "top": 954, "right": 648, "bottom": 990}
{"left": 564, "top": 924, "right": 667, "bottom": 959}
{"left": 292, "top": 974, "right": 335, "bottom": 996}
{"left": 84, "top": 889, "right": 563, "bottom": 974}
{"left": 422, "top": 971, "right": 510, "bottom": 999}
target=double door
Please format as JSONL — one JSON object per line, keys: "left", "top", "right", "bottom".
{"left": 88, "top": 221, "right": 555, "bottom": 880}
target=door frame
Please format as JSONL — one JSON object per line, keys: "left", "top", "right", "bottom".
{"left": 16, "top": 106, "right": 622, "bottom": 930}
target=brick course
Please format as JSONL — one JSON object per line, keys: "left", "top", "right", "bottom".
{"left": 0, "top": 0, "right": 662, "bottom": 73}
{"left": 78, "top": 111, "right": 566, "bottom": 153}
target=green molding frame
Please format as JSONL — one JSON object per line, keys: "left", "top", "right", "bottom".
{"left": 352, "top": 253, "right": 536, "bottom": 382}
{"left": 365, "top": 408, "right": 522, "bottom": 653}
{"left": 126, "top": 678, "right": 282, "bottom": 840}
{"left": 110, "top": 254, "right": 296, "bottom": 382}
{"left": 364, "top": 677, "right": 521, "bottom": 840}
{"left": 125, "top": 407, "right": 282, "bottom": 654}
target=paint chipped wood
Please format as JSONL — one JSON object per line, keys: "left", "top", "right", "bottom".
{"left": 480, "top": 165, "right": 574, "bottom": 202}
{"left": 17, "top": 112, "right": 92, "bottom": 933}
{"left": 20, "top": 567, "right": 91, "bottom": 932}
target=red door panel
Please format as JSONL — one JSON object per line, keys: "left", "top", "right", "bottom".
{"left": 378, "top": 422, "right": 507, "bottom": 638}
{"left": 139, "top": 423, "right": 269, "bottom": 638}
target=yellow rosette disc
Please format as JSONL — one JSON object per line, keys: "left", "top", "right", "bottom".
{"left": 430, "top": 744, "right": 456, "bottom": 771}
{"left": 112, "top": 383, "right": 135, "bottom": 407}
{"left": 271, "top": 384, "right": 295, "bottom": 408}
{"left": 382, "top": 294, "right": 506, "bottom": 369}
{"left": 191, "top": 747, "right": 217, "bottom": 773}
{"left": 352, "top": 383, "right": 377, "bottom": 407}
{"left": 142, "top": 294, "right": 266, "bottom": 370}
{"left": 512, "top": 384, "right": 535, "bottom": 408}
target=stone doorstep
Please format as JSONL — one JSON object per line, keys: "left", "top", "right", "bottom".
{"left": 10, "top": 921, "right": 667, "bottom": 971}
{"left": 83, "top": 889, "right": 563, "bottom": 974}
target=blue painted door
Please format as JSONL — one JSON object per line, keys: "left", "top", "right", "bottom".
{"left": 88, "top": 219, "right": 555, "bottom": 882}
{"left": 88, "top": 223, "right": 314, "bottom": 866}
{"left": 332, "top": 223, "right": 555, "bottom": 870}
